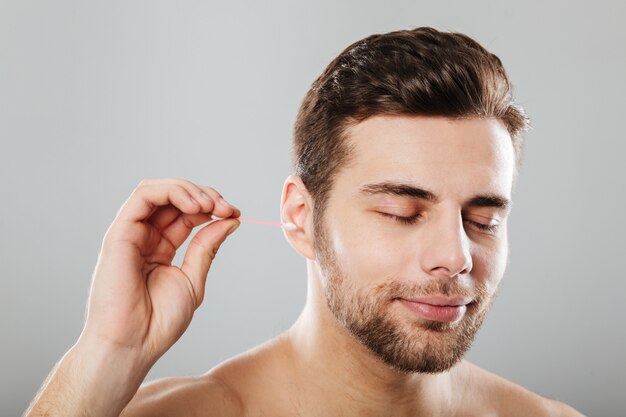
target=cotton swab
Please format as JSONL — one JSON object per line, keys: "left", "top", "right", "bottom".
{"left": 236, "top": 217, "right": 283, "bottom": 227}
{"left": 238, "top": 217, "right": 298, "bottom": 231}
{"left": 212, "top": 215, "right": 297, "bottom": 231}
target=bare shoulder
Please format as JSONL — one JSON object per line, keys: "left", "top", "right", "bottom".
{"left": 120, "top": 337, "right": 288, "bottom": 417}
{"left": 120, "top": 374, "right": 243, "bottom": 417}
{"left": 460, "top": 361, "right": 586, "bottom": 417}
{"left": 201, "top": 335, "right": 296, "bottom": 415}
{"left": 204, "top": 336, "right": 290, "bottom": 394}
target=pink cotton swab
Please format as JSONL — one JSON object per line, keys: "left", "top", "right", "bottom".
{"left": 212, "top": 215, "right": 297, "bottom": 231}
{"left": 237, "top": 217, "right": 298, "bottom": 231}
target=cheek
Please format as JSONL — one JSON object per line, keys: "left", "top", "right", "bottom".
{"left": 329, "top": 216, "right": 406, "bottom": 284}
{"left": 471, "top": 240, "right": 508, "bottom": 295}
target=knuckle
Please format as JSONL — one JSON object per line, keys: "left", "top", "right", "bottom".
{"left": 199, "top": 186, "right": 221, "bottom": 198}
{"left": 207, "top": 186, "right": 220, "bottom": 196}
{"left": 171, "top": 178, "right": 194, "bottom": 188}
{"left": 174, "top": 183, "right": 192, "bottom": 198}
{"left": 207, "top": 246, "right": 219, "bottom": 262}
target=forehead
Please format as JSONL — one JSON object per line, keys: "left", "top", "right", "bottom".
{"left": 337, "top": 115, "right": 515, "bottom": 199}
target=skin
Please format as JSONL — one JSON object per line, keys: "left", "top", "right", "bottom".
{"left": 24, "top": 115, "right": 584, "bottom": 417}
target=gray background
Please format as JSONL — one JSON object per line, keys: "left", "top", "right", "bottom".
{"left": 1, "top": 1, "right": 624, "bottom": 415}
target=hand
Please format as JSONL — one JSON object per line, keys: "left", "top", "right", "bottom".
{"left": 79, "top": 178, "right": 241, "bottom": 365}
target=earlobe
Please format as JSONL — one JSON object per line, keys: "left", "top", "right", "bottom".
{"left": 280, "top": 175, "right": 317, "bottom": 260}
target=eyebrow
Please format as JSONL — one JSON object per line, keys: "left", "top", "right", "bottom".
{"left": 359, "top": 182, "right": 438, "bottom": 202}
{"left": 465, "top": 195, "right": 511, "bottom": 210}
{"left": 358, "top": 181, "right": 511, "bottom": 210}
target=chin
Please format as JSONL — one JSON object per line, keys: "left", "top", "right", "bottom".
{"left": 346, "top": 301, "right": 489, "bottom": 375}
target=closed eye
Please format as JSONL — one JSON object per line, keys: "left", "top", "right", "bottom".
{"left": 464, "top": 220, "right": 500, "bottom": 234}
{"left": 378, "top": 212, "right": 422, "bottom": 225}
{"left": 380, "top": 212, "right": 500, "bottom": 233}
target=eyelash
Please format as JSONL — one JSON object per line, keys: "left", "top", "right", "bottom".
{"left": 467, "top": 221, "right": 500, "bottom": 234}
{"left": 380, "top": 211, "right": 422, "bottom": 225}
{"left": 380, "top": 213, "right": 422, "bottom": 225}
{"left": 379, "top": 213, "right": 500, "bottom": 233}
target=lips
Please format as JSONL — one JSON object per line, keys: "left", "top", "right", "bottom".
{"left": 398, "top": 295, "right": 473, "bottom": 322}
{"left": 407, "top": 295, "right": 473, "bottom": 307}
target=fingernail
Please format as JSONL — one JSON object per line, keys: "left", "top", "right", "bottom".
{"left": 200, "top": 191, "right": 211, "bottom": 200}
{"left": 219, "top": 197, "right": 231, "bottom": 207}
{"left": 211, "top": 214, "right": 224, "bottom": 220}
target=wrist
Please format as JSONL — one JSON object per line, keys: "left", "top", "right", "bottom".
{"left": 25, "top": 338, "right": 155, "bottom": 417}
{"left": 66, "top": 338, "right": 153, "bottom": 416}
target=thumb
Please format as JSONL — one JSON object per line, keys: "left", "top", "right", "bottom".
{"left": 180, "top": 218, "right": 240, "bottom": 308}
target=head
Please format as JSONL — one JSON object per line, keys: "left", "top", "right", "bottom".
{"left": 283, "top": 27, "right": 530, "bottom": 374}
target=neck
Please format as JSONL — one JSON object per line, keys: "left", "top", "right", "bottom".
{"left": 282, "top": 260, "right": 464, "bottom": 417}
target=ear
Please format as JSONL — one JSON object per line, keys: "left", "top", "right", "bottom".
{"left": 280, "top": 175, "right": 316, "bottom": 260}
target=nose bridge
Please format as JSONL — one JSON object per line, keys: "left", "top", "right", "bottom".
{"left": 420, "top": 208, "right": 473, "bottom": 277}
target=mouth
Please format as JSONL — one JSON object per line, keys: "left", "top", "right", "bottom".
{"left": 397, "top": 295, "right": 473, "bottom": 322}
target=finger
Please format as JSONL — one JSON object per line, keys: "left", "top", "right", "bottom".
{"left": 117, "top": 182, "right": 203, "bottom": 223}
{"left": 146, "top": 204, "right": 181, "bottom": 231}
{"left": 180, "top": 218, "right": 240, "bottom": 308}
{"left": 160, "top": 211, "right": 215, "bottom": 249}
{"left": 139, "top": 178, "right": 240, "bottom": 218}
{"left": 196, "top": 185, "right": 241, "bottom": 219}
{"left": 147, "top": 197, "right": 239, "bottom": 235}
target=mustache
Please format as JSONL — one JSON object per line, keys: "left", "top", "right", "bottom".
{"left": 371, "top": 279, "right": 491, "bottom": 303}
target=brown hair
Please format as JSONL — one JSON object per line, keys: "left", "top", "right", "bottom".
{"left": 292, "top": 26, "right": 531, "bottom": 217}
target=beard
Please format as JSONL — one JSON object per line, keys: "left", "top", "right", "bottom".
{"left": 313, "top": 212, "right": 497, "bottom": 374}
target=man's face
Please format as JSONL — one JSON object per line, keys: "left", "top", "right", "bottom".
{"left": 312, "top": 115, "right": 515, "bottom": 374}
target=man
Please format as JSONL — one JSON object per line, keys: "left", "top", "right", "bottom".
{"left": 25, "top": 27, "right": 584, "bottom": 416}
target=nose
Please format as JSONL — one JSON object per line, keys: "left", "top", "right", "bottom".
{"left": 420, "top": 214, "right": 473, "bottom": 278}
